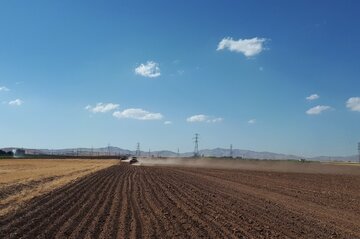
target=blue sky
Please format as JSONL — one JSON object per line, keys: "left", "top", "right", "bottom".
{"left": 0, "top": 0, "right": 359, "bottom": 157}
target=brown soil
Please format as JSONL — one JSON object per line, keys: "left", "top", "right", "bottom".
{"left": 0, "top": 176, "right": 60, "bottom": 201}
{"left": 1, "top": 163, "right": 360, "bottom": 238}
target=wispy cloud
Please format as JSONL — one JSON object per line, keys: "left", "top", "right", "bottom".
{"left": 164, "top": 121, "right": 172, "bottom": 125}
{"left": 187, "top": 114, "right": 207, "bottom": 122}
{"left": 9, "top": 99, "right": 23, "bottom": 106}
{"left": 211, "top": 117, "right": 223, "bottom": 123}
{"left": 217, "top": 37, "right": 267, "bottom": 57}
{"left": 306, "top": 105, "right": 331, "bottom": 115}
{"left": 248, "top": 119, "right": 256, "bottom": 124}
{"left": 135, "top": 61, "right": 161, "bottom": 78}
{"left": 0, "top": 86, "right": 10, "bottom": 91}
{"left": 346, "top": 97, "right": 360, "bottom": 112}
{"left": 85, "top": 103, "right": 119, "bottom": 113}
{"left": 113, "top": 108, "right": 163, "bottom": 120}
{"left": 186, "top": 114, "right": 223, "bottom": 123}
{"left": 306, "top": 94, "right": 319, "bottom": 101}
{"left": 177, "top": 70, "right": 184, "bottom": 75}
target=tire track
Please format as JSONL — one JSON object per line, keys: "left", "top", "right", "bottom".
{"left": 118, "top": 166, "right": 133, "bottom": 239}
{"left": 128, "top": 169, "right": 143, "bottom": 238}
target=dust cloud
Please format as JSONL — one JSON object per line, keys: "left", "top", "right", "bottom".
{"left": 137, "top": 157, "right": 360, "bottom": 175}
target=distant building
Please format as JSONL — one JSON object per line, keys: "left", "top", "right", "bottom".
{"left": 12, "top": 149, "right": 25, "bottom": 158}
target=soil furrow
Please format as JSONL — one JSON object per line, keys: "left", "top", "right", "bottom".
{"left": 84, "top": 167, "right": 121, "bottom": 238}
{"left": 60, "top": 168, "right": 118, "bottom": 239}
{"left": 17, "top": 168, "right": 116, "bottom": 239}
{"left": 137, "top": 168, "right": 167, "bottom": 238}
{"left": 1, "top": 168, "right": 113, "bottom": 238}
{"left": 0, "top": 166, "right": 107, "bottom": 227}
{"left": 99, "top": 166, "right": 127, "bottom": 239}
{"left": 1, "top": 162, "right": 359, "bottom": 239}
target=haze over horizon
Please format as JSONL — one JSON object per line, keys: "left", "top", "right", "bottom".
{"left": 1, "top": 1, "right": 359, "bottom": 157}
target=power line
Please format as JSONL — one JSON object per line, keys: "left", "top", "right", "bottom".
{"left": 136, "top": 142, "right": 140, "bottom": 157}
{"left": 193, "top": 133, "right": 199, "bottom": 157}
{"left": 358, "top": 142, "right": 360, "bottom": 164}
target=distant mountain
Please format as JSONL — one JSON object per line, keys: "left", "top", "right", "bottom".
{"left": 309, "top": 155, "right": 358, "bottom": 162}
{"left": 195, "top": 148, "right": 302, "bottom": 160}
{"left": 1, "top": 146, "right": 357, "bottom": 162}
{"left": 196, "top": 148, "right": 357, "bottom": 162}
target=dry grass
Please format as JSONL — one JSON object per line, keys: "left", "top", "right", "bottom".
{"left": 0, "top": 159, "right": 118, "bottom": 216}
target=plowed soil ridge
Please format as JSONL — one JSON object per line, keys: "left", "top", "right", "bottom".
{"left": 1, "top": 163, "right": 360, "bottom": 239}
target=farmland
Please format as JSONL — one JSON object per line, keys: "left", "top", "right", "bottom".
{"left": 0, "top": 159, "right": 118, "bottom": 216}
{"left": 1, "top": 159, "right": 360, "bottom": 238}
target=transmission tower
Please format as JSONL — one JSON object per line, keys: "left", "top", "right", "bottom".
{"left": 230, "top": 144, "right": 233, "bottom": 158}
{"left": 193, "top": 133, "right": 199, "bottom": 157}
{"left": 177, "top": 148, "right": 180, "bottom": 157}
{"left": 148, "top": 148, "right": 151, "bottom": 158}
{"left": 358, "top": 142, "right": 360, "bottom": 164}
{"left": 136, "top": 143, "right": 140, "bottom": 156}
{"left": 107, "top": 143, "right": 111, "bottom": 156}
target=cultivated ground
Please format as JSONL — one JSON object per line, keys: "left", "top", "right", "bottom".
{"left": 0, "top": 159, "right": 118, "bottom": 216}
{"left": 1, "top": 159, "right": 360, "bottom": 238}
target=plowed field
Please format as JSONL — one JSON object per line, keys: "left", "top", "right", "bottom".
{"left": 1, "top": 163, "right": 360, "bottom": 238}
{"left": 0, "top": 159, "right": 118, "bottom": 216}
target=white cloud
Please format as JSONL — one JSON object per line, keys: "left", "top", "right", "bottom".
{"left": 306, "top": 94, "right": 319, "bottom": 101}
{"left": 306, "top": 105, "right": 331, "bottom": 115}
{"left": 186, "top": 114, "right": 223, "bottom": 123}
{"left": 9, "top": 99, "right": 23, "bottom": 106}
{"left": 85, "top": 103, "right": 119, "bottom": 113}
{"left": 211, "top": 117, "right": 223, "bottom": 123}
{"left": 113, "top": 108, "right": 163, "bottom": 120}
{"left": 346, "top": 97, "right": 360, "bottom": 112}
{"left": 248, "top": 119, "right": 256, "bottom": 124}
{"left": 217, "top": 37, "right": 267, "bottom": 57}
{"left": 187, "top": 114, "right": 208, "bottom": 122}
{"left": 164, "top": 121, "right": 172, "bottom": 125}
{"left": 135, "top": 61, "right": 161, "bottom": 78}
{"left": 0, "top": 86, "right": 10, "bottom": 91}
